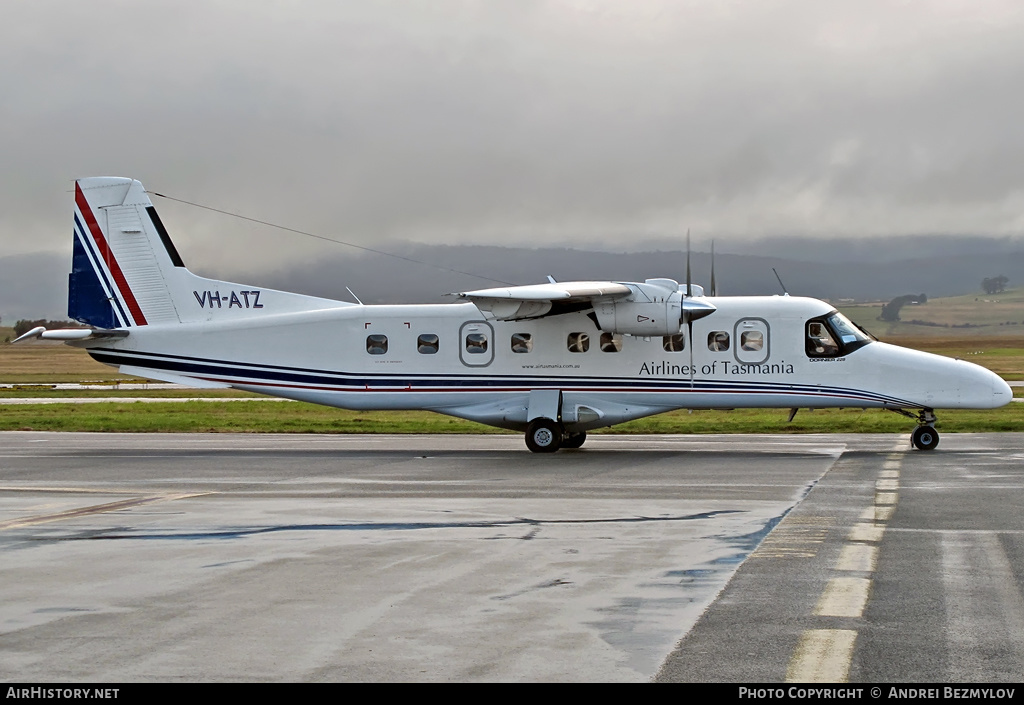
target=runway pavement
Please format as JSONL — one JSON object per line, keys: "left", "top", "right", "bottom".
{"left": 0, "top": 432, "right": 1021, "bottom": 682}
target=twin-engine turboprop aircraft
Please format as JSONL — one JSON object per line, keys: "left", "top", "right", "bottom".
{"left": 16, "top": 177, "right": 1012, "bottom": 452}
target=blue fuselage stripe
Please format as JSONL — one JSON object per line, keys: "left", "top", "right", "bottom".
{"left": 88, "top": 348, "right": 913, "bottom": 406}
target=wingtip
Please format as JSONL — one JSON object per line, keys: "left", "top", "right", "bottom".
{"left": 11, "top": 326, "right": 46, "bottom": 343}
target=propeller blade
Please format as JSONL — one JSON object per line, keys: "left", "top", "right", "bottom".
{"left": 685, "top": 229, "right": 692, "bottom": 298}
{"left": 709, "top": 240, "right": 717, "bottom": 297}
{"left": 688, "top": 318, "right": 695, "bottom": 389}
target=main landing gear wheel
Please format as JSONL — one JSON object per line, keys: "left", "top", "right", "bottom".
{"left": 912, "top": 425, "right": 939, "bottom": 451}
{"left": 561, "top": 431, "right": 587, "bottom": 449}
{"left": 526, "top": 418, "right": 563, "bottom": 453}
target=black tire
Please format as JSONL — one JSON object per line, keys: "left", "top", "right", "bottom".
{"left": 912, "top": 425, "right": 939, "bottom": 451}
{"left": 561, "top": 432, "right": 587, "bottom": 449}
{"left": 526, "top": 418, "right": 562, "bottom": 453}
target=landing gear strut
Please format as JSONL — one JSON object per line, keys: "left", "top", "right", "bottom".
{"left": 891, "top": 408, "right": 939, "bottom": 451}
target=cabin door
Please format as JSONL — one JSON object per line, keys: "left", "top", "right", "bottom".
{"left": 733, "top": 318, "right": 770, "bottom": 365}
{"left": 459, "top": 321, "right": 495, "bottom": 367}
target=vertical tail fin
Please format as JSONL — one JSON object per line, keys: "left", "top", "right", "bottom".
{"left": 71, "top": 178, "right": 183, "bottom": 327}
{"left": 70, "top": 177, "right": 344, "bottom": 329}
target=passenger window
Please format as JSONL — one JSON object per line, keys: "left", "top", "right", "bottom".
{"left": 708, "top": 331, "right": 730, "bottom": 352}
{"left": 663, "top": 334, "right": 685, "bottom": 352}
{"left": 807, "top": 321, "right": 839, "bottom": 357}
{"left": 417, "top": 334, "right": 439, "bottom": 354}
{"left": 567, "top": 332, "right": 590, "bottom": 353}
{"left": 366, "top": 334, "right": 388, "bottom": 355}
{"left": 465, "top": 333, "right": 488, "bottom": 354}
{"left": 511, "top": 333, "right": 533, "bottom": 353}
{"left": 600, "top": 332, "right": 622, "bottom": 352}
{"left": 740, "top": 331, "right": 763, "bottom": 351}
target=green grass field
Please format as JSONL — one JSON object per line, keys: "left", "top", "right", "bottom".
{"left": 1, "top": 401, "right": 1021, "bottom": 435}
{"left": 840, "top": 287, "right": 1024, "bottom": 339}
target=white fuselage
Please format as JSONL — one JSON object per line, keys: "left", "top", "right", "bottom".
{"left": 81, "top": 294, "right": 1011, "bottom": 432}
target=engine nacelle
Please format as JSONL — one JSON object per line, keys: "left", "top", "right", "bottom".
{"left": 593, "top": 280, "right": 683, "bottom": 336}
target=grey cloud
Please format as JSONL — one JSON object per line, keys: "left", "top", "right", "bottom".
{"left": 2, "top": 0, "right": 1023, "bottom": 280}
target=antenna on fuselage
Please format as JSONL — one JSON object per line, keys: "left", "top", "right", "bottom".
{"left": 345, "top": 286, "right": 364, "bottom": 305}
{"left": 772, "top": 268, "right": 790, "bottom": 296}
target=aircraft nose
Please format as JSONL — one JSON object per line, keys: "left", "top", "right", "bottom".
{"left": 992, "top": 372, "right": 1013, "bottom": 404}
{"left": 965, "top": 363, "right": 1013, "bottom": 408}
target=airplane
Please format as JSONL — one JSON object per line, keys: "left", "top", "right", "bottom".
{"left": 15, "top": 177, "right": 1013, "bottom": 452}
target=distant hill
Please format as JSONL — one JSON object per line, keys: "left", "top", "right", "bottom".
{"left": 3, "top": 238, "right": 1023, "bottom": 320}
{"left": 235, "top": 243, "right": 1024, "bottom": 306}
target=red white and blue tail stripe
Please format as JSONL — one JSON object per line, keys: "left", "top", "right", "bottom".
{"left": 70, "top": 180, "right": 151, "bottom": 328}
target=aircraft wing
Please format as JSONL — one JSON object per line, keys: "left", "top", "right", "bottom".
{"left": 454, "top": 281, "right": 633, "bottom": 321}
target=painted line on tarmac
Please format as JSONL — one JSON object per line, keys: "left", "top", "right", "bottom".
{"left": 0, "top": 485, "right": 153, "bottom": 494}
{"left": 786, "top": 446, "right": 903, "bottom": 682}
{"left": 786, "top": 629, "right": 858, "bottom": 682}
{"left": 0, "top": 492, "right": 210, "bottom": 530}
{"left": 836, "top": 543, "right": 879, "bottom": 572}
{"left": 814, "top": 577, "right": 872, "bottom": 617}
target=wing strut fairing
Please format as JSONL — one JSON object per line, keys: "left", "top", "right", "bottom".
{"left": 456, "top": 278, "right": 716, "bottom": 336}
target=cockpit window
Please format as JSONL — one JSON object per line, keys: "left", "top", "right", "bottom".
{"left": 806, "top": 312, "right": 872, "bottom": 357}
{"left": 827, "top": 312, "right": 871, "bottom": 346}
{"left": 807, "top": 322, "right": 839, "bottom": 356}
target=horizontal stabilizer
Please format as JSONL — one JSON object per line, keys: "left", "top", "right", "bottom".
{"left": 12, "top": 327, "right": 129, "bottom": 343}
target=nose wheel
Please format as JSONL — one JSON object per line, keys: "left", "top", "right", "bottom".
{"left": 911, "top": 424, "right": 939, "bottom": 451}
{"left": 890, "top": 408, "right": 940, "bottom": 450}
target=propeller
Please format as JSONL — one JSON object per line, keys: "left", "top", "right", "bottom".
{"left": 685, "top": 229, "right": 693, "bottom": 298}
{"left": 679, "top": 231, "right": 717, "bottom": 389}
{"left": 709, "top": 240, "right": 717, "bottom": 297}
{"left": 684, "top": 230, "right": 697, "bottom": 388}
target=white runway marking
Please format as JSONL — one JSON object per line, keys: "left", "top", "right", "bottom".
{"left": 786, "top": 629, "right": 858, "bottom": 682}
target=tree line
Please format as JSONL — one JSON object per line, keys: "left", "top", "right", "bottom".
{"left": 982, "top": 275, "right": 1009, "bottom": 295}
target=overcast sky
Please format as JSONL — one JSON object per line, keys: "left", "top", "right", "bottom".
{"left": 2, "top": 0, "right": 1024, "bottom": 276}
